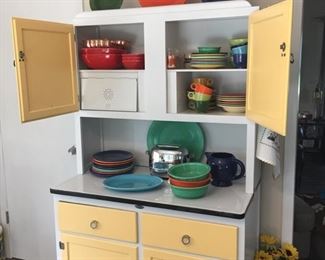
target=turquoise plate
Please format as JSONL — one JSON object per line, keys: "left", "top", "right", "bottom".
{"left": 103, "top": 174, "right": 163, "bottom": 192}
{"left": 147, "top": 121, "right": 205, "bottom": 161}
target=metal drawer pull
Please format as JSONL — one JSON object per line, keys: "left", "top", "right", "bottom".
{"left": 90, "top": 220, "right": 98, "bottom": 229}
{"left": 181, "top": 234, "right": 191, "bottom": 245}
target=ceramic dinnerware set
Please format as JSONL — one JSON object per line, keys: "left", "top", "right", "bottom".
{"left": 216, "top": 93, "right": 246, "bottom": 113}
{"left": 230, "top": 38, "right": 248, "bottom": 68}
{"left": 187, "top": 77, "right": 216, "bottom": 113}
{"left": 81, "top": 39, "right": 145, "bottom": 70}
{"left": 168, "top": 162, "right": 211, "bottom": 199}
{"left": 91, "top": 150, "right": 135, "bottom": 176}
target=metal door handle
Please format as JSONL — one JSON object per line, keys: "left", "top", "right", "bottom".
{"left": 181, "top": 234, "right": 191, "bottom": 245}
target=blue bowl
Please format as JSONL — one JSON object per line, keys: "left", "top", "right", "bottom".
{"left": 231, "top": 45, "right": 247, "bottom": 55}
{"left": 232, "top": 54, "right": 247, "bottom": 68}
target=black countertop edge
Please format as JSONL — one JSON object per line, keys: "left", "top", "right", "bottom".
{"left": 50, "top": 188, "right": 252, "bottom": 220}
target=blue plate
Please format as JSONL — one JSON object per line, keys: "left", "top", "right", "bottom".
{"left": 103, "top": 174, "right": 163, "bottom": 192}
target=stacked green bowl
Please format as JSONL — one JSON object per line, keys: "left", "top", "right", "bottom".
{"left": 89, "top": 0, "right": 123, "bottom": 10}
{"left": 168, "top": 163, "right": 210, "bottom": 199}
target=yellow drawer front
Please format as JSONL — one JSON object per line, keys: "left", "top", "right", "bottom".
{"left": 143, "top": 247, "right": 210, "bottom": 260}
{"left": 141, "top": 213, "right": 238, "bottom": 260}
{"left": 61, "top": 233, "right": 138, "bottom": 260}
{"left": 58, "top": 202, "right": 137, "bottom": 242}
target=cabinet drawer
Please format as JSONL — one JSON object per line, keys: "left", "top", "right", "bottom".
{"left": 58, "top": 202, "right": 137, "bottom": 242}
{"left": 141, "top": 213, "right": 237, "bottom": 260}
{"left": 143, "top": 247, "right": 210, "bottom": 260}
{"left": 81, "top": 73, "right": 137, "bottom": 112}
{"left": 61, "top": 233, "right": 138, "bottom": 260}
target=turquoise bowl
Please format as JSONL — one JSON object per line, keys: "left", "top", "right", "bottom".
{"left": 89, "top": 0, "right": 123, "bottom": 10}
{"left": 171, "top": 184, "right": 209, "bottom": 199}
{"left": 231, "top": 45, "right": 247, "bottom": 55}
{"left": 168, "top": 163, "right": 210, "bottom": 181}
{"left": 198, "top": 46, "right": 221, "bottom": 54}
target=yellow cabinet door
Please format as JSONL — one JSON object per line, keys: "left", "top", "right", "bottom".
{"left": 246, "top": 0, "right": 293, "bottom": 136}
{"left": 60, "top": 234, "right": 138, "bottom": 260}
{"left": 143, "top": 247, "right": 210, "bottom": 260}
{"left": 12, "top": 17, "right": 79, "bottom": 122}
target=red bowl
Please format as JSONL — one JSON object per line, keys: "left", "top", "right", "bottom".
{"left": 81, "top": 53, "right": 122, "bottom": 69}
{"left": 169, "top": 175, "right": 211, "bottom": 188}
{"left": 122, "top": 57, "right": 145, "bottom": 62}
{"left": 122, "top": 53, "right": 144, "bottom": 58}
{"left": 122, "top": 60, "right": 145, "bottom": 69}
{"left": 81, "top": 48, "right": 128, "bottom": 54}
{"left": 138, "top": 0, "right": 186, "bottom": 7}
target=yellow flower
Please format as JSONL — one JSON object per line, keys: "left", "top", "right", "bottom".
{"left": 260, "top": 234, "right": 279, "bottom": 245}
{"left": 281, "top": 243, "right": 299, "bottom": 259}
{"left": 255, "top": 250, "right": 272, "bottom": 260}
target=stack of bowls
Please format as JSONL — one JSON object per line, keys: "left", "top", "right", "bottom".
{"left": 168, "top": 163, "right": 211, "bottom": 199}
{"left": 230, "top": 38, "right": 248, "bottom": 68}
{"left": 121, "top": 53, "right": 145, "bottom": 69}
{"left": 81, "top": 39, "right": 130, "bottom": 69}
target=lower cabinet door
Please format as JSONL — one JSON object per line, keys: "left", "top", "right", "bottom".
{"left": 60, "top": 233, "right": 138, "bottom": 260}
{"left": 143, "top": 247, "right": 209, "bottom": 260}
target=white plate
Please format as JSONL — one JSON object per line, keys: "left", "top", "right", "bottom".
{"left": 218, "top": 105, "right": 245, "bottom": 113}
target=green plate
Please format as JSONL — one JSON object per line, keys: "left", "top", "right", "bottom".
{"left": 147, "top": 121, "right": 205, "bottom": 162}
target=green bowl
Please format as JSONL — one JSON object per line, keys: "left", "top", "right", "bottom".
{"left": 168, "top": 163, "right": 210, "bottom": 181}
{"left": 171, "top": 184, "right": 209, "bottom": 199}
{"left": 89, "top": 0, "right": 123, "bottom": 10}
{"left": 229, "top": 38, "right": 248, "bottom": 47}
{"left": 198, "top": 46, "right": 221, "bottom": 54}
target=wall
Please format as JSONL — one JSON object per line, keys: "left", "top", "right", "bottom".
{"left": 0, "top": 1, "right": 81, "bottom": 259}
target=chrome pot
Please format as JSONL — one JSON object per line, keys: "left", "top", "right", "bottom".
{"left": 149, "top": 144, "right": 189, "bottom": 177}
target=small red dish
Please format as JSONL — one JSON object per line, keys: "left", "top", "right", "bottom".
{"left": 122, "top": 53, "right": 144, "bottom": 58}
{"left": 81, "top": 48, "right": 128, "bottom": 54}
{"left": 81, "top": 53, "right": 122, "bottom": 69}
{"left": 168, "top": 174, "right": 211, "bottom": 188}
{"left": 138, "top": 0, "right": 186, "bottom": 7}
{"left": 122, "top": 60, "right": 145, "bottom": 70}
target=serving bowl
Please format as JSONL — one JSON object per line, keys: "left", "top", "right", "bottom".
{"left": 169, "top": 174, "right": 210, "bottom": 187}
{"left": 138, "top": 0, "right": 186, "bottom": 7}
{"left": 89, "top": 0, "right": 123, "bottom": 10}
{"left": 229, "top": 38, "right": 248, "bottom": 47}
{"left": 122, "top": 60, "right": 145, "bottom": 69}
{"left": 81, "top": 53, "right": 122, "bottom": 69}
{"left": 170, "top": 184, "right": 209, "bottom": 199}
{"left": 198, "top": 46, "right": 221, "bottom": 54}
{"left": 81, "top": 48, "right": 127, "bottom": 54}
{"left": 168, "top": 162, "right": 210, "bottom": 181}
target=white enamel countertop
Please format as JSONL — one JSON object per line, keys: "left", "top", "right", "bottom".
{"left": 51, "top": 168, "right": 254, "bottom": 219}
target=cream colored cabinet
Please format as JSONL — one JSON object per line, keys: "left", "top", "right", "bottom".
{"left": 12, "top": 0, "right": 294, "bottom": 136}
{"left": 12, "top": 18, "right": 79, "bottom": 122}
{"left": 141, "top": 213, "right": 238, "bottom": 260}
{"left": 246, "top": 0, "right": 293, "bottom": 136}
{"left": 60, "top": 234, "right": 138, "bottom": 260}
{"left": 143, "top": 247, "right": 211, "bottom": 260}
{"left": 57, "top": 202, "right": 138, "bottom": 260}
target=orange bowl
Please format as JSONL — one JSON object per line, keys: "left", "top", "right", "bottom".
{"left": 138, "top": 0, "right": 186, "bottom": 7}
{"left": 169, "top": 174, "right": 211, "bottom": 188}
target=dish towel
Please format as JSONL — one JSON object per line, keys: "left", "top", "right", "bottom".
{"left": 256, "top": 126, "right": 281, "bottom": 179}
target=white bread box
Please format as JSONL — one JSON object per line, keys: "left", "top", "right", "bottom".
{"left": 80, "top": 71, "right": 138, "bottom": 112}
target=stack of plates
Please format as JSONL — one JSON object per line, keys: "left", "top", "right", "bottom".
{"left": 216, "top": 93, "right": 246, "bottom": 113}
{"left": 91, "top": 150, "right": 135, "bottom": 176}
{"left": 190, "top": 53, "right": 229, "bottom": 69}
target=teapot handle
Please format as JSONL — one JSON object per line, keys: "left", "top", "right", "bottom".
{"left": 233, "top": 159, "right": 245, "bottom": 180}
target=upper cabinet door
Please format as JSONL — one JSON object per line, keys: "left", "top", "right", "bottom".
{"left": 246, "top": 0, "right": 293, "bottom": 136}
{"left": 12, "top": 18, "right": 79, "bottom": 122}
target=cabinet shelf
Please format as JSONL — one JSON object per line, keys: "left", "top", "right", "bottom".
{"left": 78, "top": 110, "right": 249, "bottom": 125}
{"left": 168, "top": 69, "right": 247, "bottom": 73}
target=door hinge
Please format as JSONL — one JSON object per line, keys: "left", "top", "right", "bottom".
{"left": 5, "top": 211, "right": 9, "bottom": 224}
{"left": 59, "top": 241, "right": 65, "bottom": 250}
